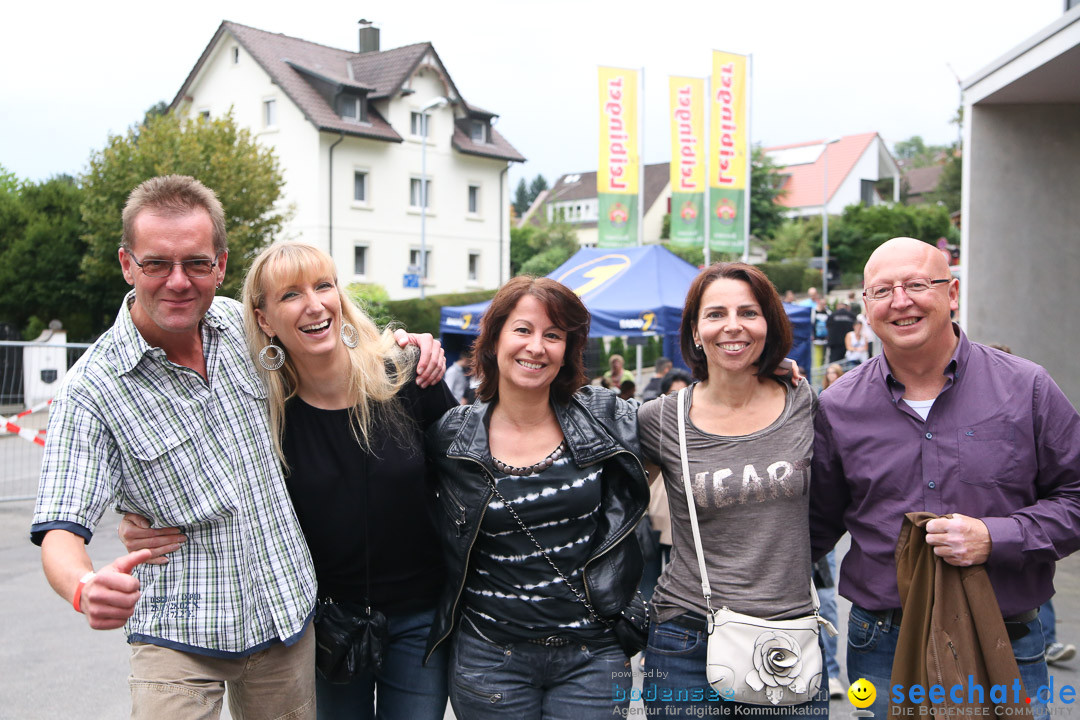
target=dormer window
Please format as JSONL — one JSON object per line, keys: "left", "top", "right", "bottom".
{"left": 338, "top": 95, "right": 365, "bottom": 123}
{"left": 469, "top": 120, "right": 488, "bottom": 143}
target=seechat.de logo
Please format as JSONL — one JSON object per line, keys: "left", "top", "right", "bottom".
{"left": 555, "top": 254, "right": 632, "bottom": 299}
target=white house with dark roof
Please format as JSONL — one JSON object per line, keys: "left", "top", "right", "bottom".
{"left": 172, "top": 20, "right": 524, "bottom": 299}
{"left": 520, "top": 163, "right": 673, "bottom": 246}
{"left": 763, "top": 132, "right": 901, "bottom": 218}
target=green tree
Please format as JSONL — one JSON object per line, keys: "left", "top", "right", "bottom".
{"left": 80, "top": 110, "right": 288, "bottom": 332}
{"left": 512, "top": 178, "right": 531, "bottom": 217}
{"left": 893, "top": 135, "right": 950, "bottom": 168}
{"left": 750, "top": 146, "right": 787, "bottom": 240}
{"left": 510, "top": 215, "right": 578, "bottom": 277}
{"left": 766, "top": 216, "right": 820, "bottom": 261}
{"left": 528, "top": 174, "right": 549, "bottom": 202}
{"left": 0, "top": 175, "right": 91, "bottom": 337}
{"left": 828, "top": 203, "right": 957, "bottom": 274}
{"left": 926, "top": 153, "right": 962, "bottom": 213}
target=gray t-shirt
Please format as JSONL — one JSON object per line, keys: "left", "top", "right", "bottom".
{"left": 637, "top": 378, "right": 816, "bottom": 623}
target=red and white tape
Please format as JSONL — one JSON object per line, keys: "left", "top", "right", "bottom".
{"left": 1, "top": 398, "right": 52, "bottom": 446}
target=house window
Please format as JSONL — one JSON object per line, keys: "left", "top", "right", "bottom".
{"left": 468, "top": 253, "right": 480, "bottom": 282}
{"left": 410, "top": 111, "right": 429, "bottom": 137}
{"left": 199, "top": 109, "right": 210, "bottom": 120}
{"left": 354, "top": 245, "right": 367, "bottom": 276}
{"left": 410, "top": 178, "right": 431, "bottom": 209}
{"left": 263, "top": 98, "right": 277, "bottom": 127}
{"left": 339, "top": 95, "right": 364, "bottom": 122}
{"left": 468, "top": 184, "right": 480, "bottom": 214}
{"left": 469, "top": 120, "right": 487, "bottom": 143}
{"left": 233, "top": 47, "right": 239, "bottom": 64}
{"left": 409, "top": 249, "right": 431, "bottom": 278}
{"left": 354, "top": 171, "right": 368, "bottom": 203}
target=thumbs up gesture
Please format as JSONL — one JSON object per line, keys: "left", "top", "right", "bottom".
{"left": 80, "top": 549, "right": 154, "bottom": 630}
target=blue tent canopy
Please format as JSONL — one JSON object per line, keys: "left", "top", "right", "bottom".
{"left": 439, "top": 246, "right": 812, "bottom": 372}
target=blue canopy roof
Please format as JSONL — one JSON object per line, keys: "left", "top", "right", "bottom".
{"left": 439, "top": 246, "right": 813, "bottom": 372}
{"left": 440, "top": 246, "right": 700, "bottom": 338}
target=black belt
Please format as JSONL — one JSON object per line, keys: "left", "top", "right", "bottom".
{"left": 868, "top": 607, "right": 1038, "bottom": 641}
{"left": 669, "top": 611, "right": 709, "bottom": 633}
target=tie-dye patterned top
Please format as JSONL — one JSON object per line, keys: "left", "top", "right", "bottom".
{"left": 461, "top": 453, "right": 608, "bottom": 641}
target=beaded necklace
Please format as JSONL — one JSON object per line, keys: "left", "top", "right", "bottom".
{"left": 490, "top": 441, "right": 567, "bottom": 477}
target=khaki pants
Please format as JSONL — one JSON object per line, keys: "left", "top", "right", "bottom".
{"left": 128, "top": 621, "right": 315, "bottom": 720}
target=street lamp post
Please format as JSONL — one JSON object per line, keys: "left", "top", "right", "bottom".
{"left": 821, "top": 138, "right": 840, "bottom": 299}
{"left": 419, "top": 96, "right": 448, "bottom": 299}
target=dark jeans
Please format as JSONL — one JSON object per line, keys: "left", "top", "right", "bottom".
{"left": 847, "top": 604, "right": 1050, "bottom": 719}
{"left": 642, "top": 618, "right": 830, "bottom": 717}
{"left": 315, "top": 607, "right": 448, "bottom": 720}
{"left": 448, "top": 626, "right": 631, "bottom": 720}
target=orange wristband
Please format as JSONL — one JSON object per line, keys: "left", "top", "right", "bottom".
{"left": 73, "top": 571, "right": 95, "bottom": 613}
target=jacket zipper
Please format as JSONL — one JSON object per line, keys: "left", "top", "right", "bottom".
{"left": 578, "top": 446, "right": 649, "bottom": 608}
{"left": 428, "top": 454, "right": 493, "bottom": 657}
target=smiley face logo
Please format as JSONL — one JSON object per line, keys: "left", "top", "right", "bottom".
{"left": 848, "top": 678, "right": 877, "bottom": 708}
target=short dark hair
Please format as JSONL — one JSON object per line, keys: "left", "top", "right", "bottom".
{"left": 472, "top": 276, "right": 590, "bottom": 404}
{"left": 660, "top": 369, "right": 693, "bottom": 395}
{"left": 656, "top": 356, "right": 672, "bottom": 373}
{"left": 679, "top": 262, "right": 792, "bottom": 381}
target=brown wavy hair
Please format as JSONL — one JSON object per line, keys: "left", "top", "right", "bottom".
{"left": 472, "top": 276, "right": 590, "bottom": 404}
{"left": 680, "top": 262, "right": 792, "bottom": 380}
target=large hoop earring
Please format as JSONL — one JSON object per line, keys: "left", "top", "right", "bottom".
{"left": 340, "top": 322, "right": 359, "bottom": 348}
{"left": 259, "top": 338, "right": 286, "bottom": 371}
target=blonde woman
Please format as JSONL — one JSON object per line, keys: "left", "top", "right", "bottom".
{"left": 122, "top": 242, "right": 455, "bottom": 720}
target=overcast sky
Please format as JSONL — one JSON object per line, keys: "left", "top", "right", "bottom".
{"left": 0, "top": 0, "right": 1064, "bottom": 191}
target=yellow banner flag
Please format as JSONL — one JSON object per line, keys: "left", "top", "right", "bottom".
{"left": 710, "top": 51, "right": 747, "bottom": 191}
{"left": 669, "top": 76, "right": 705, "bottom": 193}
{"left": 598, "top": 66, "right": 639, "bottom": 195}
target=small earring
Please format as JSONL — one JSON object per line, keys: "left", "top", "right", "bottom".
{"left": 340, "top": 322, "right": 359, "bottom": 348}
{"left": 695, "top": 344, "right": 703, "bottom": 351}
{"left": 259, "top": 337, "right": 285, "bottom": 371}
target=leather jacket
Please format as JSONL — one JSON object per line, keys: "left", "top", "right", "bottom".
{"left": 424, "top": 385, "right": 649, "bottom": 660}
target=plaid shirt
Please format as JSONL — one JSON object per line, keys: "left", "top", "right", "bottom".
{"left": 32, "top": 293, "right": 316, "bottom": 657}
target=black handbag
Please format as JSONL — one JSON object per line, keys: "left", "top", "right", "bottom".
{"left": 313, "top": 452, "right": 387, "bottom": 684}
{"left": 314, "top": 598, "right": 389, "bottom": 683}
{"left": 610, "top": 590, "right": 650, "bottom": 657}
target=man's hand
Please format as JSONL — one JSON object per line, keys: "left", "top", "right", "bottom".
{"left": 118, "top": 513, "right": 186, "bottom": 566}
{"left": 924, "top": 513, "right": 991, "bottom": 566}
{"left": 774, "top": 358, "right": 804, "bottom": 387}
{"left": 80, "top": 549, "right": 153, "bottom": 630}
{"left": 393, "top": 329, "right": 446, "bottom": 387}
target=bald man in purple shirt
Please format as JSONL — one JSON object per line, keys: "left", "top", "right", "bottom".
{"left": 811, "top": 237, "right": 1080, "bottom": 718}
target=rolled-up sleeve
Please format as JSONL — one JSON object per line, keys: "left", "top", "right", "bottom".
{"left": 31, "top": 393, "right": 121, "bottom": 546}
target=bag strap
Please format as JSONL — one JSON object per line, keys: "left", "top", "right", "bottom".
{"left": 676, "top": 386, "right": 825, "bottom": 616}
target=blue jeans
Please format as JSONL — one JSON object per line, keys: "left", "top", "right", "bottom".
{"left": 847, "top": 604, "right": 1050, "bottom": 719}
{"left": 448, "top": 626, "right": 631, "bottom": 720}
{"left": 818, "top": 551, "right": 841, "bottom": 681}
{"left": 643, "top": 619, "right": 830, "bottom": 717}
{"left": 1041, "top": 600, "right": 1057, "bottom": 645}
{"left": 315, "top": 607, "right": 448, "bottom": 720}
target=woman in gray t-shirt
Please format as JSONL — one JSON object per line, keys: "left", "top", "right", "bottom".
{"left": 637, "top": 262, "right": 828, "bottom": 717}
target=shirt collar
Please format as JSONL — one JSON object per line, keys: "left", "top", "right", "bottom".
{"left": 109, "top": 291, "right": 226, "bottom": 376}
{"left": 879, "top": 322, "right": 968, "bottom": 402}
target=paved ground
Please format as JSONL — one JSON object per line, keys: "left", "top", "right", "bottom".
{"left": 2, "top": 498, "right": 1078, "bottom": 719}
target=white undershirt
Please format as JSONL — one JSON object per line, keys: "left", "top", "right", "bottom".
{"left": 903, "top": 397, "right": 936, "bottom": 421}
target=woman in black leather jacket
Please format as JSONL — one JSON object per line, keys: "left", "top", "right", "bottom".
{"left": 425, "top": 275, "right": 649, "bottom": 720}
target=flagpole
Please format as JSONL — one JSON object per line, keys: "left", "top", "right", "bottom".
{"left": 638, "top": 66, "right": 644, "bottom": 247}
{"left": 703, "top": 72, "right": 711, "bottom": 267}
{"left": 743, "top": 53, "right": 753, "bottom": 263}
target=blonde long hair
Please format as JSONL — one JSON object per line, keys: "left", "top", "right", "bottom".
{"left": 242, "top": 242, "right": 415, "bottom": 466}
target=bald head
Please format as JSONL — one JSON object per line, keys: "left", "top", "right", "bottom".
{"left": 865, "top": 237, "right": 950, "bottom": 285}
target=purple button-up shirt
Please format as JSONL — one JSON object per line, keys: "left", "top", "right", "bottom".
{"left": 810, "top": 325, "right": 1080, "bottom": 616}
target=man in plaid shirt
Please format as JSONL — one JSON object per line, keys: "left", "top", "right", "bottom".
{"left": 31, "top": 176, "right": 441, "bottom": 719}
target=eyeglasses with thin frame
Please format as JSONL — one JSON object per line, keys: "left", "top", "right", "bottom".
{"left": 126, "top": 251, "right": 220, "bottom": 278}
{"left": 862, "top": 278, "right": 951, "bottom": 302}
